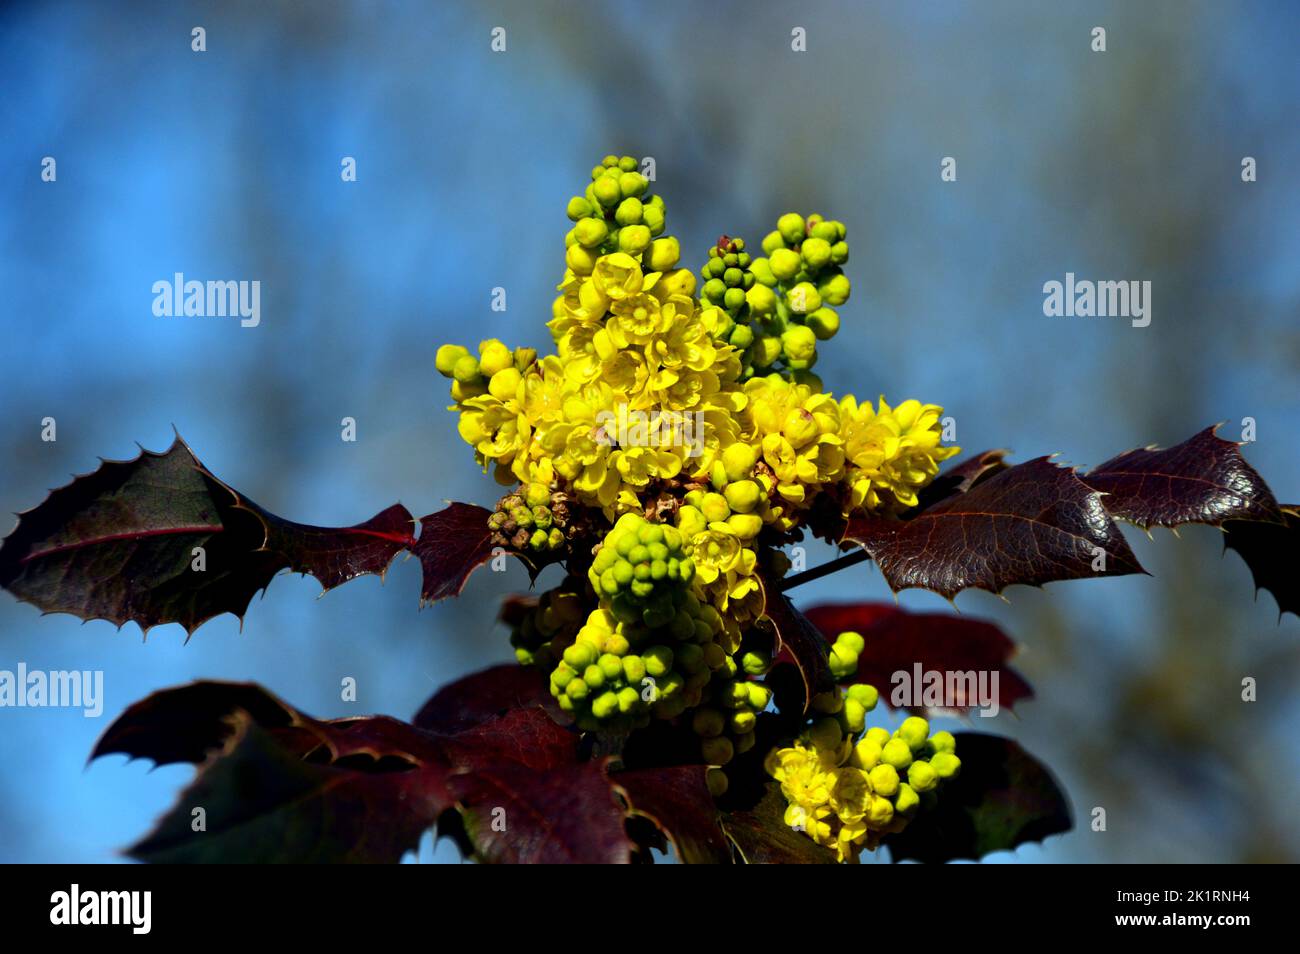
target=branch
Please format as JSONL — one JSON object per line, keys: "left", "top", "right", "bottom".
{"left": 778, "top": 547, "right": 870, "bottom": 591}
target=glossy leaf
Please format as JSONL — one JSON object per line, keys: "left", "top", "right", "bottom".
{"left": 91, "top": 674, "right": 649, "bottom": 863}
{"left": 844, "top": 457, "right": 1145, "bottom": 599}
{"left": 882, "top": 732, "right": 1071, "bottom": 863}
{"left": 1224, "top": 505, "right": 1300, "bottom": 620}
{"left": 0, "top": 436, "right": 412, "bottom": 635}
{"left": 1083, "top": 426, "right": 1281, "bottom": 529}
{"left": 412, "top": 503, "right": 498, "bottom": 604}
{"left": 916, "top": 449, "right": 1009, "bottom": 511}
{"left": 803, "top": 602, "right": 1033, "bottom": 714}
{"left": 615, "top": 765, "right": 731, "bottom": 864}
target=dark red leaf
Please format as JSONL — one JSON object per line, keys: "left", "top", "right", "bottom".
{"left": 1224, "top": 505, "right": 1300, "bottom": 620}
{"left": 844, "top": 457, "right": 1145, "bottom": 599}
{"left": 0, "top": 436, "right": 413, "bottom": 636}
{"left": 916, "top": 449, "right": 1010, "bottom": 510}
{"left": 412, "top": 662, "right": 562, "bottom": 732}
{"left": 452, "top": 758, "right": 634, "bottom": 864}
{"left": 615, "top": 765, "right": 731, "bottom": 864}
{"left": 240, "top": 499, "right": 415, "bottom": 590}
{"left": 802, "top": 603, "right": 1033, "bottom": 714}
{"left": 882, "top": 732, "right": 1071, "bottom": 863}
{"left": 1083, "top": 426, "right": 1281, "bottom": 529}
{"left": 91, "top": 676, "right": 640, "bottom": 863}
{"left": 126, "top": 712, "right": 451, "bottom": 864}
{"left": 720, "top": 781, "right": 838, "bottom": 864}
{"left": 412, "top": 503, "right": 498, "bottom": 604}
{"left": 758, "top": 572, "right": 834, "bottom": 712}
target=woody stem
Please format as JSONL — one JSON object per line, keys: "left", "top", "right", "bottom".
{"left": 778, "top": 547, "right": 870, "bottom": 591}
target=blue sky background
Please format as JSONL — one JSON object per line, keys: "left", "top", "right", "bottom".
{"left": 1, "top": 0, "right": 1298, "bottom": 863}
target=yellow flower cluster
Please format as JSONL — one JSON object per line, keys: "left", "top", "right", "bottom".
{"left": 766, "top": 734, "right": 913, "bottom": 862}
{"left": 438, "top": 162, "right": 959, "bottom": 647}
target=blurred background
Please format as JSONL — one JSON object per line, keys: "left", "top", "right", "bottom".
{"left": 1, "top": 0, "right": 1297, "bottom": 863}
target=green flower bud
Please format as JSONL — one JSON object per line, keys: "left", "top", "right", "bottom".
{"left": 692, "top": 707, "right": 725, "bottom": 738}
{"left": 818, "top": 272, "right": 851, "bottom": 305}
{"left": 643, "top": 645, "right": 674, "bottom": 677}
{"left": 898, "top": 716, "right": 930, "bottom": 752}
{"left": 618, "top": 171, "right": 647, "bottom": 197}
{"left": 931, "top": 751, "right": 961, "bottom": 779}
{"left": 865, "top": 726, "right": 891, "bottom": 747}
{"left": 730, "top": 710, "right": 757, "bottom": 734}
{"left": 761, "top": 230, "right": 785, "bottom": 254}
{"left": 893, "top": 782, "right": 920, "bottom": 815}
{"left": 747, "top": 683, "right": 772, "bottom": 710}
{"left": 574, "top": 216, "right": 609, "bottom": 249}
{"left": 647, "top": 236, "right": 680, "bottom": 272}
{"left": 846, "top": 682, "right": 878, "bottom": 712}
{"left": 435, "top": 344, "right": 470, "bottom": 377}
{"left": 928, "top": 730, "right": 956, "bottom": 755}
{"left": 781, "top": 325, "right": 818, "bottom": 364}
{"left": 565, "top": 242, "right": 597, "bottom": 275}
{"left": 745, "top": 283, "right": 777, "bottom": 316}
{"left": 721, "top": 443, "right": 758, "bottom": 481}
{"left": 487, "top": 366, "right": 521, "bottom": 400}
{"left": 723, "top": 479, "right": 762, "bottom": 514}
{"left": 806, "top": 307, "right": 840, "bottom": 340}
{"left": 565, "top": 677, "right": 589, "bottom": 701}
{"left": 642, "top": 204, "right": 665, "bottom": 234}
{"left": 750, "top": 257, "right": 777, "bottom": 286}
{"left": 617, "top": 155, "right": 638, "bottom": 172}
{"left": 908, "top": 759, "right": 938, "bottom": 793}
{"left": 593, "top": 175, "right": 621, "bottom": 208}
{"left": 828, "top": 644, "right": 858, "bottom": 680}
{"left": 801, "top": 237, "right": 832, "bottom": 270}
{"left": 723, "top": 287, "right": 746, "bottom": 312}
{"left": 777, "top": 213, "right": 806, "bottom": 245}
{"left": 786, "top": 282, "right": 821, "bottom": 315}
{"left": 599, "top": 653, "right": 624, "bottom": 680}
{"left": 837, "top": 631, "right": 866, "bottom": 654}
{"left": 591, "top": 690, "right": 619, "bottom": 720}
{"left": 843, "top": 698, "right": 867, "bottom": 734}
{"left": 452, "top": 354, "right": 482, "bottom": 383}
{"left": 769, "top": 247, "right": 801, "bottom": 282}
{"left": 618, "top": 224, "right": 652, "bottom": 254}
{"left": 830, "top": 240, "right": 849, "bottom": 264}
{"left": 882, "top": 738, "right": 914, "bottom": 770}
{"left": 810, "top": 221, "right": 838, "bottom": 242}
{"left": 729, "top": 323, "right": 754, "bottom": 350}
{"left": 751, "top": 334, "right": 783, "bottom": 368}
{"left": 562, "top": 641, "right": 598, "bottom": 672}
{"left": 741, "top": 649, "right": 773, "bottom": 676}
{"left": 701, "top": 735, "right": 735, "bottom": 766}
{"left": 615, "top": 197, "right": 643, "bottom": 227}
{"left": 854, "top": 739, "right": 882, "bottom": 770}
{"left": 869, "top": 762, "right": 900, "bottom": 797}
{"left": 706, "top": 768, "right": 729, "bottom": 797}
{"left": 583, "top": 664, "right": 607, "bottom": 690}
{"left": 621, "top": 655, "right": 646, "bottom": 683}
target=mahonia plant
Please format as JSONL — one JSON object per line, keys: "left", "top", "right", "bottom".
{"left": 1, "top": 154, "right": 1296, "bottom": 864}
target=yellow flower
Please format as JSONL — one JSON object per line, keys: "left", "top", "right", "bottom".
{"left": 839, "top": 396, "right": 959, "bottom": 513}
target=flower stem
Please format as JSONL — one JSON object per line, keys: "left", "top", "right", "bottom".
{"left": 778, "top": 547, "right": 870, "bottom": 591}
